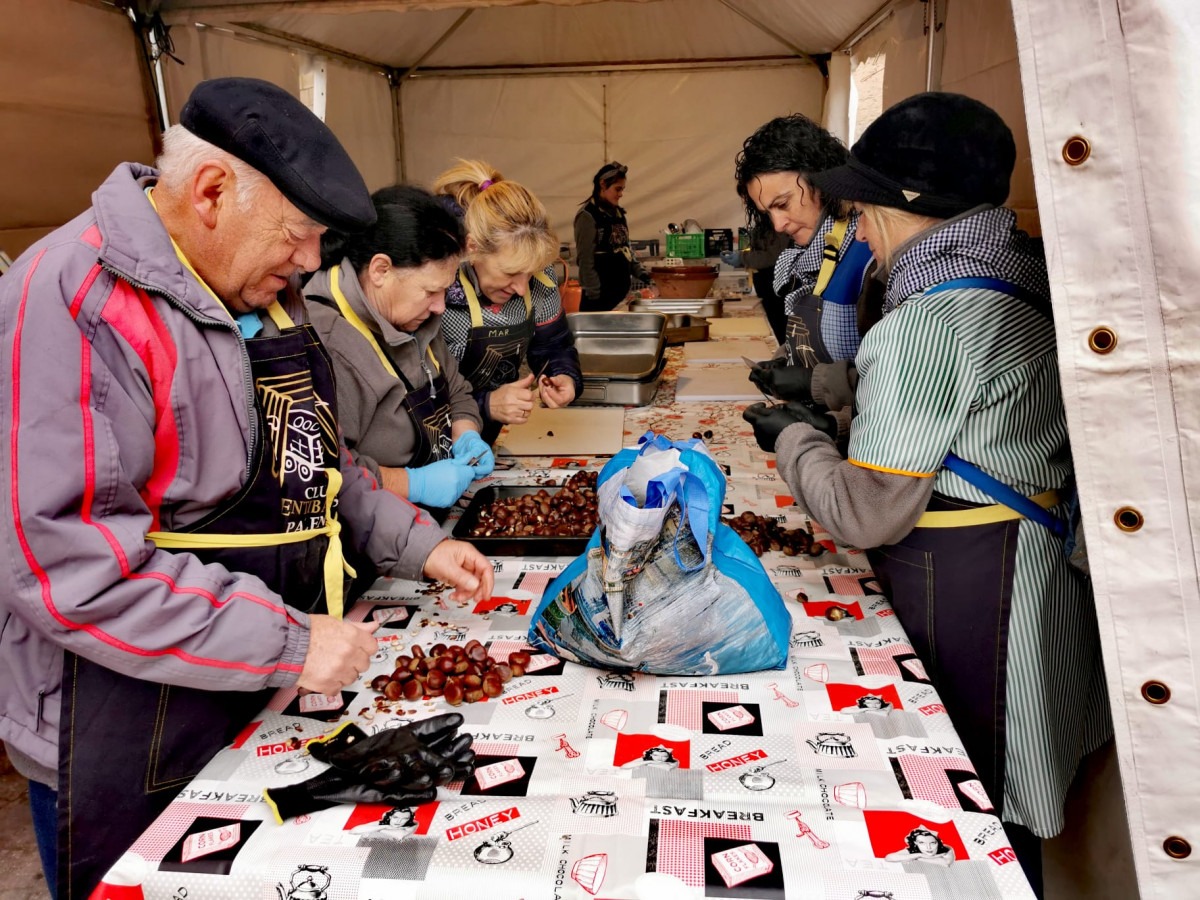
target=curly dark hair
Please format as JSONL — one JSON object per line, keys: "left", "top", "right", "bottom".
{"left": 734, "top": 114, "right": 850, "bottom": 238}
{"left": 904, "top": 827, "right": 950, "bottom": 856}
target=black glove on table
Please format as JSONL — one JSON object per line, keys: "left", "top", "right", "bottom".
{"left": 748, "top": 359, "right": 814, "bottom": 403}
{"left": 309, "top": 715, "right": 475, "bottom": 789}
{"left": 265, "top": 715, "right": 476, "bottom": 822}
{"left": 264, "top": 767, "right": 438, "bottom": 822}
{"left": 742, "top": 401, "right": 838, "bottom": 453}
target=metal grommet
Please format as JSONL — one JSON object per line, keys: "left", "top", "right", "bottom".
{"left": 1088, "top": 326, "right": 1117, "bottom": 354}
{"left": 1141, "top": 680, "right": 1171, "bottom": 704}
{"left": 1114, "top": 507, "right": 1144, "bottom": 532}
{"left": 1164, "top": 836, "right": 1192, "bottom": 859}
{"left": 1063, "top": 136, "right": 1091, "bottom": 165}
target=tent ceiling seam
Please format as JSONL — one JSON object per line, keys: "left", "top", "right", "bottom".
{"left": 222, "top": 20, "right": 394, "bottom": 70}
{"left": 396, "top": 8, "right": 475, "bottom": 82}
{"left": 713, "top": 0, "right": 827, "bottom": 75}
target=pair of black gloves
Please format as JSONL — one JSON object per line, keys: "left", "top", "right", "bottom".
{"left": 264, "top": 714, "right": 476, "bottom": 822}
{"left": 743, "top": 358, "right": 837, "bottom": 453}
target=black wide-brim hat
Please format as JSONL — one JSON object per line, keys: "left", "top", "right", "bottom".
{"left": 810, "top": 92, "right": 1016, "bottom": 219}
{"left": 180, "top": 77, "right": 375, "bottom": 232}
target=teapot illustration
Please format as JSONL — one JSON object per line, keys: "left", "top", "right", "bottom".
{"left": 276, "top": 864, "right": 331, "bottom": 900}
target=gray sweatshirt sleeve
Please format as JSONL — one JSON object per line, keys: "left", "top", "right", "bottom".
{"left": 574, "top": 211, "right": 603, "bottom": 299}
{"left": 437, "top": 334, "right": 484, "bottom": 429}
{"left": 810, "top": 359, "right": 859, "bottom": 411}
{"left": 774, "top": 422, "right": 935, "bottom": 548}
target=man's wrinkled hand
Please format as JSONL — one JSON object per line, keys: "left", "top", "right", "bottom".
{"left": 423, "top": 539, "right": 494, "bottom": 603}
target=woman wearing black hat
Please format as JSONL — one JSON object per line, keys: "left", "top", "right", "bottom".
{"left": 574, "top": 162, "right": 654, "bottom": 312}
{"left": 743, "top": 93, "right": 1110, "bottom": 892}
{"left": 734, "top": 114, "right": 879, "bottom": 383}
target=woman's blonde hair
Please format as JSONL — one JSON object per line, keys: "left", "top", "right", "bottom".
{"left": 856, "top": 204, "right": 942, "bottom": 269}
{"left": 431, "top": 159, "right": 558, "bottom": 274}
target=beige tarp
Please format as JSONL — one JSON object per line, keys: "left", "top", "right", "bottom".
{"left": 0, "top": 0, "right": 155, "bottom": 258}
{"left": 401, "top": 65, "right": 825, "bottom": 241}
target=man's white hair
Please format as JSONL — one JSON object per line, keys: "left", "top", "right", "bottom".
{"left": 155, "top": 124, "right": 272, "bottom": 211}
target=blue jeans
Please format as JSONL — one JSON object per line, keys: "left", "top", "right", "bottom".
{"left": 27, "top": 780, "right": 57, "bottom": 899}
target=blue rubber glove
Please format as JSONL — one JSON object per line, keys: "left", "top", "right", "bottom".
{"left": 452, "top": 430, "right": 495, "bottom": 477}
{"left": 406, "top": 458, "right": 476, "bottom": 508}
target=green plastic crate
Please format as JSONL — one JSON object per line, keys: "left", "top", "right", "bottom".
{"left": 666, "top": 233, "right": 705, "bottom": 259}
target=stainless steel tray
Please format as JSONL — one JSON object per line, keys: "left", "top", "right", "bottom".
{"left": 663, "top": 314, "right": 710, "bottom": 345}
{"left": 568, "top": 312, "right": 666, "bottom": 380}
{"left": 577, "top": 358, "right": 665, "bottom": 407}
{"left": 629, "top": 297, "right": 725, "bottom": 318}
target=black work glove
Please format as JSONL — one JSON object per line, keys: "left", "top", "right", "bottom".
{"left": 743, "top": 401, "right": 838, "bottom": 453}
{"left": 308, "top": 715, "right": 475, "bottom": 790}
{"left": 748, "top": 359, "right": 815, "bottom": 403}
{"left": 264, "top": 767, "right": 437, "bottom": 822}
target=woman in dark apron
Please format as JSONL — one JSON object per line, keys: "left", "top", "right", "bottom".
{"left": 573, "top": 162, "right": 655, "bottom": 312}
{"left": 743, "top": 94, "right": 1110, "bottom": 897}
{"left": 734, "top": 115, "right": 879, "bottom": 398}
{"left": 58, "top": 231, "right": 360, "bottom": 899}
{"left": 433, "top": 160, "right": 582, "bottom": 444}
{"left": 304, "top": 185, "right": 493, "bottom": 510}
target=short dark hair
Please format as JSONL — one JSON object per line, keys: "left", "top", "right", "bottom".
{"left": 734, "top": 114, "right": 849, "bottom": 237}
{"left": 321, "top": 183, "right": 466, "bottom": 272}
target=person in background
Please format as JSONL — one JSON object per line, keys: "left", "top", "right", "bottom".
{"left": 739, "top": 226, "right": 794, "bottom": 342}
{"left": 0, "top": 78, "right": 492, "bottom": 899}
{"left": 573, "top": 161, "right": 655, "bottom": 311}
{"left": 433, "top": 159, "right": 582, "bottom": 442}
{"left": 304, "top": 185, "right": 493, "bottom": 510}
{"left": 734, "top": 114, "right": 879, "bottom": 413}
{"left": 743, "top": 93, "right": 1110, "bottom": 897}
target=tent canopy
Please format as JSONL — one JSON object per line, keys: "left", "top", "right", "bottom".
{"left": 142, "top": 0, "right": 946, "bottom": 245}
{"left": 154, "top": 0, "right": 885, "bottom": 68}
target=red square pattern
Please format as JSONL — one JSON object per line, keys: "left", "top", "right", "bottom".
{"left": 656, "top": 819, "right": 753, "bottom": 886}
{"left": 487, "top": 640, "right": 537, "bottom": 664}
{"left": 468, "top": 742, "right": 522, "bottom": 757}
{"left": 664, "top": 690, "right": 740, "bottom": 730}
{"left": 513, "top": 571, "right": 555, "bottom": 594}
{"left": 854, "top": 643, "right": 917, "bottom": 678}
{"left": 862, "top": 810, "right": 970, "bottom": 861}
{"left": 129, "top": 802, "right": 250, "bottom": 862}
{"left": 897, "top": 755, "right": 982, "bottom": 810}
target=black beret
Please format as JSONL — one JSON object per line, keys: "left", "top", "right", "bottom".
{"left": 180, "top": 77, "right": 376, "bottom": 232}
{"left": 810, "top": 92, "right": 1016, "bottom": 219}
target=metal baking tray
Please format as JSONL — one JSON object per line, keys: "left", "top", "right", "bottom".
{"left": 629, "top": 297, "right": 725, "bottom": 318}
{"left": 452, "top": 485, "right": 592, "bottom": 557}
{"left": 577, "top": 357, "right": 665, "bottom": 407}
{"left": 663, "top": 314, "right": 710, "bottom": 345}
{"left": 568, "top": 312, "right": 666, "bottom": 380}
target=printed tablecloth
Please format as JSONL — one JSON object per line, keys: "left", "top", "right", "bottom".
{"left": 97, "top": 299, "right": 1035, "bottom": 900}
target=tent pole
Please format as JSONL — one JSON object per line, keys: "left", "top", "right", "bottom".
{"left": 836, "top": 0, "right": 907, "bottom": 53}
{"left": 391, "top": 75, "right": 407, "bottom": 182}
{"left": 714, "top": 0, "right": 826, "bottom": 75}
{"left": 396, "top": 9, "right": 474, "bottom": 83}
{"left": 924, "top": 0, "right": 945, "bottom": 91}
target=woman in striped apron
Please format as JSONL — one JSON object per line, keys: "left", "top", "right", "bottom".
{"left": 433, "top": 160, "right": 583, "bottom": 443}
{"left": 743, "top": 93, "right": 1111, "bottom": 896}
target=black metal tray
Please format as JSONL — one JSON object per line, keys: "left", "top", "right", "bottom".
{"left": 452, "top": 485, "right": 592, "bottom": 557}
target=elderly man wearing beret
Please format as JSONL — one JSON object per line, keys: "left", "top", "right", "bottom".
{"left": 0, "top": 77, "right": 494, "bottom": 898}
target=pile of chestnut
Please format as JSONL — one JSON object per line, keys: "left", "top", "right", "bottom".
{"left": 467, "top": 470, "right": 599, "bottom": 538}
{"left": 722, "top": 510, "right": 827, "bottom": 558}
{"left": 370, "top": 640, "right": 534, "bottom": 706}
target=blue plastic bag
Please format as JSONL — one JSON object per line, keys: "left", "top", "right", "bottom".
{"left": 527, "top": 433, "right": 790, "bottom": 674}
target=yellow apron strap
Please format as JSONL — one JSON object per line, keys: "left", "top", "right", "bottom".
{"left": 914, "top": 489, "right": 1062, "bottom": 529}
{"left": 330, "top": 265, "right": 399, "bottom": 379}
{"left": 426, "top": 345, "right": 440, "bottom": 373}
{"left": 532, "top": 270, "right": 556, "bottom": 290}
{"left": 146, "top": 468, "right": 354, "bottom": 618}
{"left": 813, "top": 217, "right": 850, "bottom": 297}
{"left": 460, "top": 268, "right": 486, "bottom": 329}
{"left": 146, "top": 186, "right": 293, "bottom": 330}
